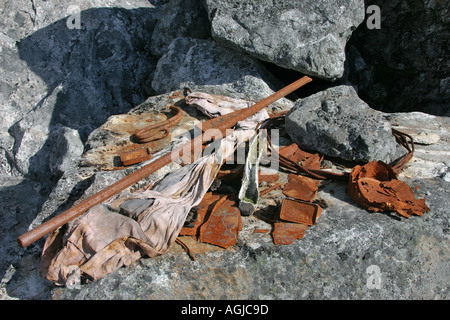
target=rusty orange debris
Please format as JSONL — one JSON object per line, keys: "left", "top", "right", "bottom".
{"left": 278, "top": 143, "right": 323, "bottom": 170}
{"left": 347, "top": 161, "right": 430, "bottom": 218}
{"left": 282, "top": 173, "right": 319, "bottom": 202}
{"left": 199, "top": 196, "right": 243, "bottom": 249}
{"left": 279, "top": 198, "right": 322, "bottom": 226}
{"left": 119, "top": 148, "right": 152, "bottom": 166}
{"left": 134, "top": 105, "right": 183, "bottom": 143}
{"left": 258, "top": 172, "right": 280, "bottom": 184}
{"left": 179, "top": 192, "right": 223, "bottom": 237}
{"left": 272, "top": 222, "right": 308, "bottom": 245}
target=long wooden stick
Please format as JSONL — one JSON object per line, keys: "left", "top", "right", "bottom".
{"left": 17, "top": 76, "right": 312, "bottom": 248}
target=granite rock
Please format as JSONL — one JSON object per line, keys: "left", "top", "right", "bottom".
{"left": 151, "top": 37, "right": 293, "bottom": 110}
{"left": 204, "top": 0, "right": 365, "bottom": 80}
{"left": 285, "top": 85, "right": 402, "bottom": 163}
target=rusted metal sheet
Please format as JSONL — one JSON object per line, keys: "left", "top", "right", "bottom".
{"left": 282, "top": 173, "right": 319, "bottom": 202}
{"left": 272, "top": 222, "right": 308, "bottom": 245}
{"left": 179, "top": 192, "right": 223, "bottom": 237}
{"left": 279, "top": 198, "right": 322, "bottom": 226}
{"left": 199, "top": 196, "right": 243, "bottom": 249}
{"left": 347, "top": 160, "right": 430, "bottom": 218}
{"left": 258, "top": 172, "right": 280, "bottom": 184}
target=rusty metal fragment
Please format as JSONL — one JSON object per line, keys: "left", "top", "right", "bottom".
{"left": 199, "top": 196, "right": 243, "bottom": 249}
{"left": 347, "top": 161, "right": 430, "bottom": 218}
{"left": 272, "top": 222, "right": 308, "bottom": 245}
{"left": 134, "top": 105, "right": 182, "bottom": 143}
{"left": 282, "top": 173, "right": 319, "bottom": 202}
{"left": 119, "top": 148, "right": 152, "bottom": 166}
{"left": 179, "top": 192, "right": 223, "bottom": 237}
{"left": 279, "top": 198, "right": 322, "bottom": 226}
{"left": 258, "top": 172, "right": 280, "bottom": 184}
{"left": 260, "top": 182, "right": 282, "bottom": 196}
{"left": 279, "top": 143, "right": 320, "bottom": 168}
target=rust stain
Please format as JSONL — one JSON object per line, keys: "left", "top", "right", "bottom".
{"left": 347, "top": 161, "right": 430, "bottom": 218}
{"left": 199, "top": 196, "right": 243, "bottom": 249}
{"left": 279, "top": 198, "right": 322, "bottom": 226}
{"left": 282, "top": 173, "right": 319, "bottom": 201}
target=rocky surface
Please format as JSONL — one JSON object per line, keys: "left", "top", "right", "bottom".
{"left": 346, "top": 0, "right": 450, "bottom": 116}
{"left": 1, "top": 90, "right": 449, "bottom": 300}
{"left": 151, "top": 37, "right": 293, "bottom": 110}
{"left": 285, "top": 85, "right": 403, "bottom": 163}
{"left": 0, "top": 0, "right": 449, "bottom": 301}
{"left": 204, "top": 0, "right": 365, "bottom": 80}
{"left": 150, "top": 0, "right": 211, "bottom": 56}
{"left": 0, "top": 0, "right": 160, "bottom": 179}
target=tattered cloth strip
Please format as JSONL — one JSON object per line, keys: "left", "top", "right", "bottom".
{"left": 40, "top": 93, "right": 266, "bottom": 285}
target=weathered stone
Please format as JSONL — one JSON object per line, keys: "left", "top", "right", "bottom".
{"left": 151, "top": 37, "right": 293, "bottom": 111}
{"left": 285, "top": 85, "right": 402, "bottom": 163}
{"left": 204, "top": 0, "right": 365, "bottom": 80}
{"left": 347, "top": 0, "right": 450, "bottom": 116}
{"left": 0, "top": 1, "right": 161, "bottom": 179}
{"left": 49, "top": 127, "right": 84, "bottom": 177}
{"left": 150, "top": 0, "right": 211, "bottom": 56}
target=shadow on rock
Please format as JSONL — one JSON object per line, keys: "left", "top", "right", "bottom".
{"left": 2, "top": 6, "right": 163, "bottom": 299}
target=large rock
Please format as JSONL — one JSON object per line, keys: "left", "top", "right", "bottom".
{"left": 150, "top": 0, "right": 211, "bottom": 56}
{"left": 0, "top": 1, "right": 161, "bottom": 179}
{"left": 151, "top": 37, "right": 293, "bottom": 110}
{"left": 285, "top": 85, "right": 401, "bottom": 163}
{"left": 347, "top": 0, "right": 450, "bottom": 116}
{"left": 204, "top": 0, "right": 365, "bottom": 80}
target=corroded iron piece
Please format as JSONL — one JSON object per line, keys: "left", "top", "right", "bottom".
{"left": 279, "top": 198, "right": 322, "bottom": 226}
{"left": 119, "top": 148, "right": 152, "bottom": 166}
{"left": 134, "top": 105, "right": 183, "bottom": 143}
{"left": 179, "top": 192, "right": 223, "bottom": 237}
{"left": 199, "top": 196, "right": 243, "bottom": 249}
{"left": 272, "top": 222, "right": 308, "bottom": 245}
{"left": 282, "top": 173, "right": 319, "bottom": 202}
{"left": 347, "top": 160, "right": 430, "bottom": 218}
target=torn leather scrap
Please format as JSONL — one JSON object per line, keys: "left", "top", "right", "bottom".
{"left": 347, "top": 161, "right": 430, "bottom": 218}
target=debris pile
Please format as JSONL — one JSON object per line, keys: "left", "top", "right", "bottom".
{"left": 27, "top": 79, "right": 431, "bottom": 286}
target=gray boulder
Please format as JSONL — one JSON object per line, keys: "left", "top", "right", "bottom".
{"left": 150, "top": 0, "right": 211, "bottom": 56}
{"left": 204, "top": 0, "right": 365, "bottom": 80}
{"left": 0, "top": 1, "right": 161, "bottom": 179}
{"left": 151, "top": 37, "right": 293, "bottom": 109}
{"left": 285, "top": 85, "right": 401, "bottom": 163}
{"left": 49, "top": 127, "right": 84, "bottom": 177}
